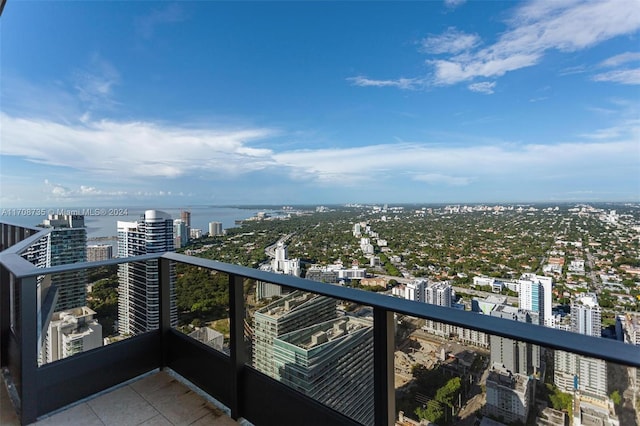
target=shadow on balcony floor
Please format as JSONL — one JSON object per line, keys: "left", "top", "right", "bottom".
{"left": 3, "top": 370, "right": 239, "bottom": 426}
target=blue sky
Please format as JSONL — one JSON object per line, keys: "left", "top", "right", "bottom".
{"left": 1, "top": 0, "right": 639, "bottom": 207}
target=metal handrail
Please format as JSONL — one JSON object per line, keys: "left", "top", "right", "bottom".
{"left": 1, "top": 239, "right": 638, "bottom": 368}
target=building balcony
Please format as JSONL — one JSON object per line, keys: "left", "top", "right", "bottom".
{"left": 1, "top": 222, "right": 639, "bottom": 426}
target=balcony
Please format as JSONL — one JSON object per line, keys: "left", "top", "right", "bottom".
{"left": 2, "top": 222, "right": 639, "bottom": 426}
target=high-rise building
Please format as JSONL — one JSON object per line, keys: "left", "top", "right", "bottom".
{"left": 87, "top": 244, "right": 113, "bottom": 262}
{"left": 173, "top": 219, "right": 188, "bottom": 248}
{"left": 405, "top": 279, "right": 426, "bottom": 302}
{"left": 33, "top": 215, "right": 88, "bottom": 311}
{"left": 208, "top": 221, "right": 223, "bottom": 236}
{"left": 485, "top": 365, "right": 533, "bottom": 424}
{"left": 425, "top": 281, "right": 452, "bottom": 307}
{"left": 490, "top": 305, "right": 540, "bottom": 376}
{"left": 117, "top": 210, "right": 177, "bottom": 335}
{"left": 253, "top": 291, "right": 337, "bottom": 379}
{"left": 554, "top": 293, "right": 607, "bottom": 400}
{"left": 571, "top": 293, "right": 601, "bottom": 336}
{"left": 518, "top": 273, "right": 553, "bottom": 327}
{"left": 271, "top": 241, "right": 301, "bottom": 277}
{"left": 273, "top": 317, "right": 374, "bottom": 425}
{"left": 180, "top": 210, "right": 191, "bottom": 228}
{"left": 353, "top": 223, "right": 361, "bottom": 237}
{"left": 43, "top": 307, "right": 102, "bottom": 364}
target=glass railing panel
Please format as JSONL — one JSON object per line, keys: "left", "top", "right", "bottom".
{"left": 394, "top": 314, "right": 639, "bottom": 426}
{"left": 36, "top": 260, "right": 162, "bottom": 366}
{"left": 395, "top": 315, "right": 488, "bottom": 425}
{"left": 172, "top": 263, "right": 230, "bottom": 355}
{"left": 244, "top": 280, "right": 375, "bottom": 426}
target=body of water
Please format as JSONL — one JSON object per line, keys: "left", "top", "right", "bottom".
{"left": 1, "top": 206, "right": 269, "bottom": 239}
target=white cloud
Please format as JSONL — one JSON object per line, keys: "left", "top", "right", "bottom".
{"left": 272, "top": 136, "right": 638, "bottom": 187}
{"left": 3, "top": 108, "right": 638, "bottom": 199}
{"left": 352, "top": 0, "right": 640, "bottom": 89}
{"left": 43, "top": 180, "right": 129, "bottom": 199}
{"left": 136, "top": 3, "right": 187, "bottom": 39}
{"left": 73, "top": 54, "right": 120, "bottom": 109}
{"left": 347, "top": 76, "right": 423, "bottom": 90}
{"left": 444, "top": 0, "right": 466, "bottom": 9}
{"left": 430, "top": 0, "right": 640, "bottom": 85}
{"left": 420, "top": 28, "right": 480, "bottom": 54}
{"left": 1, "top": 113, "right": 278, "bottom": 179}
{"left": 592, "top": 68, "right": 640, "bottom": 85}
{"left": 580, "top": 119, "right": 640, "bottom": 140}
{"left": 413, "top": 173, "right": 473, "bottom": 186}
{"left": 600, "top": 52, "right": 640, "bottom": 68}
{"left": 468, "top": 81, "right": 496, "bottom": 94}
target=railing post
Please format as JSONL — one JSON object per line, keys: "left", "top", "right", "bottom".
{"left": 373, "top": 307, "right": 395, "bottom": 426}
{"left": 20, "top": 275, "right": 39, "bottom": 424}
{"left": 1, "top": 223, "right": 8, "bottom": 251}
{"left": 1, "top": 265, "right": 9, "bottom": 368}
{"left": 228, "top": 274, "right": 246, "bottom": 420}
{"left": 159, "top": 256, "right": 172, "bottom": 368}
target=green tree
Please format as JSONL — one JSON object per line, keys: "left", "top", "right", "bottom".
{"left": 415, "top": 400, "right": 444, "bottom": 423}
{"left": 436, "top": 377, "right": 461, "bottom": 411}
{"left": 611, "top": 390, "right": 621, "bottom": 406}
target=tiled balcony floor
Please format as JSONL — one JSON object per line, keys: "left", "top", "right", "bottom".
{"left": 2, "top": 371, "right": 239, "bottom": 426}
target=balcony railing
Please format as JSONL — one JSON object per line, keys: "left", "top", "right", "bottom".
{"left": 1, "top": 221, "right": 639, "bottom": 425}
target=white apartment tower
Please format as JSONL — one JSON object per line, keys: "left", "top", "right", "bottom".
{"left": 518, "top": 273, "right": 553, "bottom": 327}
{"left": 117, "top": 210, "right": 177, "bottom": 335}
{"left": 208, "top": 221, "right": 223, "bottom": 236}
{"left": 271, "top": 241, "right": 301, "bottom": 276}
{"left": 571, "top": 293, "right": 601, "bottom": 336}
{"left": 554, "top": 293, "right": 607, "bottom": 400}
{"left": 43, "top": 307, "right": 102, "bottom": 364}
{"left": 405, "top": 279, "right": 426, "bottom": 303}
{"left": 425, "top": 281, "right": 453, "bottom": 307}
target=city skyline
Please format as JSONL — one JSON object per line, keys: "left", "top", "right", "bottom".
{"left": 1, "top": 1, "right": 639, "bottom": 207}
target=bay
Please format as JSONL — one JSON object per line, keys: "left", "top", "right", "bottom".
{"left": 1, "top": 206, "right": 269, "bottom": 239}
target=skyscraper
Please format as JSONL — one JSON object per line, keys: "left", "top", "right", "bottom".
{"left": 180, "top": 210, "right": 191, "bottom": 227}
{"left": 425, "top": 281, "right": 452, "bottom": 307}
{"left": 554, "top": 293, "right": 607, "bottom": 400}
{"left": 253, "top": 291, "right": 337, "bottom": 378}
{"left": 34, "top": 215, "right": 88, "bottom": 311}
{"left": 87, "top": 244, "right": 113, "bottom": 262}
{"left": 208, "top": 221, "right": 223, "bottom": 236}
{"left": 117, "top": 210, "right": 177, "bottom": 335}
{"left": 571, "top": 293, "right": 602, "bottom": 336}
{"left": 490, "top": 305, "right": 540, "bottom": 376}
{"left": 273, "top": 317, "right": 374, "bottom": 425}
{"left": 43, "top": 307, "right": 102, "bottom": 363}
{"left": 405, "top": 279, "right": 426, "bottom": 302}
{"left": 518, "top": 273, "right": 553, "bottom": 327}
{"left": 173, "top": 219, "right": 188, "bottom": 248}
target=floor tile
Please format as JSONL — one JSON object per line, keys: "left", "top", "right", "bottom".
{"left": 87, "top": 385, "right": 159, "bottom": 426}
{"left": 130, "top": 371, "right": 173, "bottom": 399}
{"left": 144, "top": 379, "right": 216, "bottom": 426}
{"left": 1, "top": 379, "right": 20, "bottom": 426}
{"left": 190, "top": 412, "right": 240, "bottom": 426}
{"left": 34, "top": 403, "right": 104, "bottom": 426}
{"left": 138, "top": 414, "right": 174, "bottom": 426}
